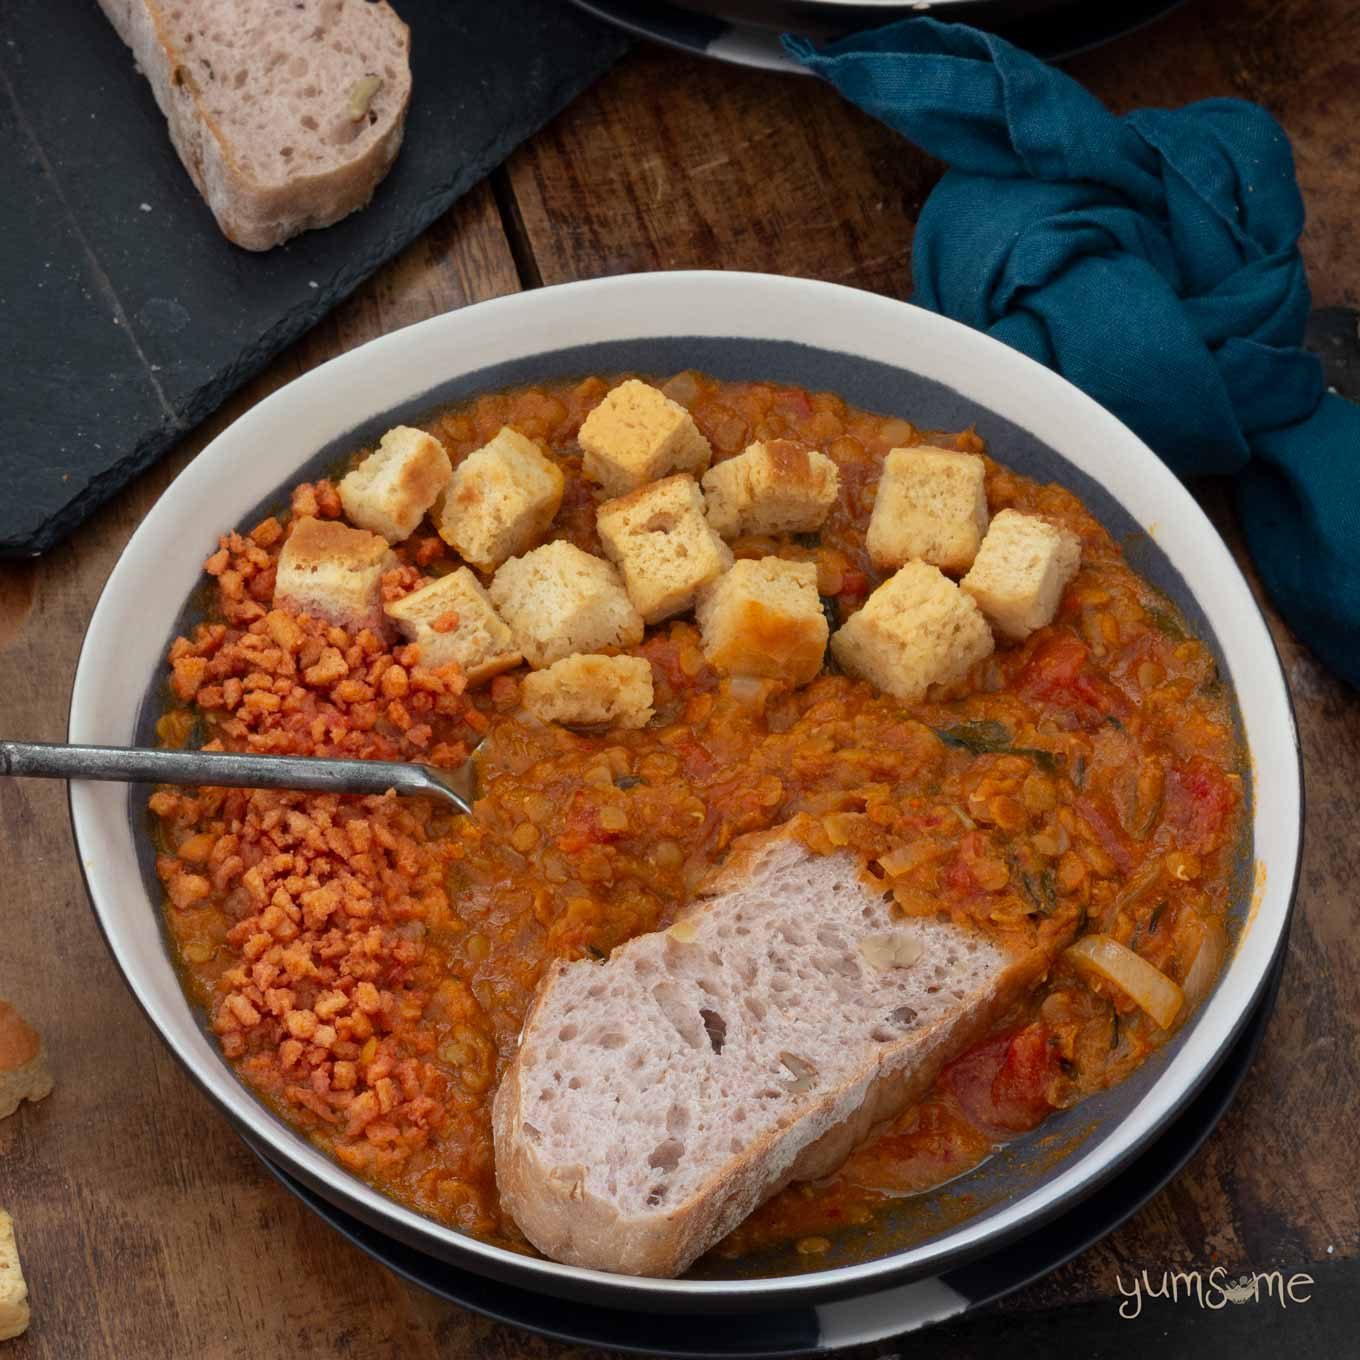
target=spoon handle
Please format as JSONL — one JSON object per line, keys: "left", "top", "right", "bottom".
{"left": 0, "top": 740, "right": 471, "bottom": 812}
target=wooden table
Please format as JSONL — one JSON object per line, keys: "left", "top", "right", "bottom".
{"left": 2, "top": 1, "right": 1357, "bottom": 1354}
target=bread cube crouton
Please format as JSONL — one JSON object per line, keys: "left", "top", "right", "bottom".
{"left": 384, "top": 568, "right": 521, "bottom": 685}
{"left": 831, "top": 561, "right": 994, "bottom": 703}
{"left": 273, "top": 516, "right": 397, "bottom": 635}
{"left": 0, "top": 1210, "right": 28, "bottom": 1341}
{"left": 522, "top": 654, "right": 654, "bottom": 729}
{"left": 696, "top": 557, "right": 827, "bottom": 686}
{"left": 866, "top": 446, "right": 988, "bottom": 574}
{"left": 596, "top": 475, "right": 733, "bottom": 625}
{"left": 338, "top": 426, "right": 452, "bottom": 543}
{"left": 0, "top": 1001, "right": 53, "bottom": 1123}
{"left": 578, "top": 379, "right": 712, "bottom": 496}
{"left": 434, "top": 427, "right": 565, "bottom": 571}
{"left": 489, "top": 541, "right": 644, "bottom": 669}
{"left": 701, "top": 440, "right": 839, "bottom": 539}
{"left": 961, "top": 509, "right": 1081, "bottom": 642}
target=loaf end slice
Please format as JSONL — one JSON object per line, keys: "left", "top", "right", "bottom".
{"left": 98, "top": 0, "right": 412, "bottom": 250}
{"left": 493, "top": 821, "right": 1042, "bottom": 1277}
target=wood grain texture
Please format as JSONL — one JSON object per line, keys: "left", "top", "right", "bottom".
{"left": 507, "top": 0, "right": 1360, "bottom": 308}
{"left": 3, "top": 8, "right": 1359, "bottom": 1353}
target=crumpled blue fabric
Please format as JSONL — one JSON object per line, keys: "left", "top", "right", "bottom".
{"left": 785, "top": 18, "right": 1360, "bottom": 687}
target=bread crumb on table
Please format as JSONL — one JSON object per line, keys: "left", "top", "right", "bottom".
{"left": 866, "top": 446, "right": 989, "bottom": 575}
{"left": 0, "top": 1000, "right": 53, "bottom": 1123}
{"left": 0, "top": 1210, "right": 28, "bottom": 1342}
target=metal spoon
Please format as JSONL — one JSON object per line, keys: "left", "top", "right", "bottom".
{"left": 0, "top": 740, "right": 476, "bottom": 815}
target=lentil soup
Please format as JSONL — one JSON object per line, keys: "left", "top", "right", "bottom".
{"left": 147, "top": 372, "right": 1245, "bottom": 1266}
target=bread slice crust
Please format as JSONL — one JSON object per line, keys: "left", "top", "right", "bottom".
{"left": 98, "top": 0, "right": 412, "bottom": 250}
{"left": 492, "top": 819, "right": 1045, "bottom": 1277}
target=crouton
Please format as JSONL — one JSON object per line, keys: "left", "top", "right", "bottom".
{"left": 831, "top": 561, "right": 994, "bottom": 703}
{"left": 274, "top": 516, "right": 396, "bottom": 635}
{"left": 596, "top": 475, "right": 733, "bottom": 625}
{"left": 578, "top": 379, "right": 712, "bottom": 496}
{"left": 866, "top": 446, "right": 988, "bottom": 574}
{"left": 696, "top": 558, "right": 827, "bottom": 686}
{"left": 489, "top": 541, "right": 644, "bottom": 669}
{"left": 522, "top": 654, "right": 654, "bottom": 730}
{"left": 0, "top": 1001, "right": 52, "bottom": 1122}
{"left": 385, "top": 568, "right": 521, "bottom": 685}
{"left": 338, "top": 426, "right": 452, "bottom": 543}
{"left": 961, "top": 509, "right": 1082, "bottom": 642}
{"left": 0, "top": 1210, "right": 27, "bottom": 1342}
{"left": 434, "top": 427, "right": 565, "bottom": 571}
{"left": 701, "top": 440, "right": 839, "bottom": 539}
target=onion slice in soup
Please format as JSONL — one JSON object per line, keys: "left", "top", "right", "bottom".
{"left": 1178, "top": 918, "right": 1227, "bottom": 1016}
{"left": 1066, "top": 934, "right": 1185, "bottom": 1030}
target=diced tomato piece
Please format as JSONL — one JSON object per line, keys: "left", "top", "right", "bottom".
{"left": 1019, "top": 634, "right": 1132, "bottom": 725}
{"left": 841, "top": 1099, "right": 994, "bottom": 1194}
{"left": 555, "top": 794, "right": 622, "bottom": 853}
{"left": 1075, "top": 796, "right": 1133, "bottom": 874}
{"left": 1163, "top": 756, "right": 1237, "bottom": 853}
{"left": 839, "top": 569, "right": 870, "bottom": 599}
{"left": 944, "top": 1023, "right": 1061, "bottom": 1135}
{"left": 944, "top": 855, "right": 975, "bottom": 895}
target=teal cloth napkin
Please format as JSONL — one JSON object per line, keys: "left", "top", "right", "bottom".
{"left": 786, "top": 19, "right": 1360, "bottom": 687}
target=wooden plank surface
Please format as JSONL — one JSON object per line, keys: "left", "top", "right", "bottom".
{"left": 3, "top": 1, "right": 1359, "bottom": 1353}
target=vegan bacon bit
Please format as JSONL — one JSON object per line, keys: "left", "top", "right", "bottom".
{"left": 150, "top": 373, "right": 1244, "bottom": 1258}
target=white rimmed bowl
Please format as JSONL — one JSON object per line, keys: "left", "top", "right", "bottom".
{"left": 69, "top": 271, "right": 1300, "bottom": 1311}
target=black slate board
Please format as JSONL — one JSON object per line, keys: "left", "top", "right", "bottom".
{"left": 0, "top": 0, "right": 628, "bottom": 556}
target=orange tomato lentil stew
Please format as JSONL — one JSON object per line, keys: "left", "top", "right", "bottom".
{"left": 147, "top": 372, "right": 1245, "bottom": 1265}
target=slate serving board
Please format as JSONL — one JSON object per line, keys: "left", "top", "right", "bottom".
{"left": 0, "top": 0, "right": 628, "bottom": 557}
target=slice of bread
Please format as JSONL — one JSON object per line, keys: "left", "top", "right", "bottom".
{"left": 492, "top": 820, "right": 1040, "bottom": 1277}
{"left": 522, "top": 654, "right": 655, "bottom": 730}
{"left": 0, "top": 1001, "right": 53, "bottom": 1123}
{"left": 0, "top": 1211, "right": 28, "bottom": 1342}
{"left": 97, "top": 0, "right": 412, "bottom": 251}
